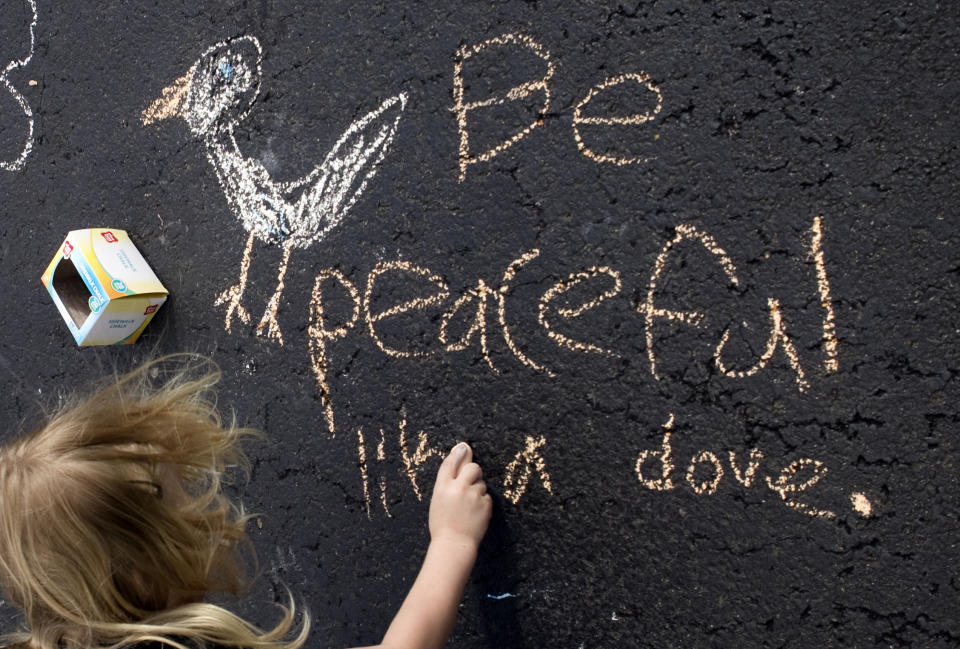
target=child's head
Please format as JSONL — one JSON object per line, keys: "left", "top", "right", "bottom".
{"left": 0, "top": 356, "right": 307, "bottom": 649}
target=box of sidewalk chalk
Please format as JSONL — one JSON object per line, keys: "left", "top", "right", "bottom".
{"left": 40, "top": 228, "right": 168, "bottom": 345}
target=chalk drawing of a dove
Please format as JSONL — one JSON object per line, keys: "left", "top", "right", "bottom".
{"left": 142, "top": 36, "right": 406, "bottom": 344}
{"left": 0, "top": 0, "right": 37, "bottom": 171}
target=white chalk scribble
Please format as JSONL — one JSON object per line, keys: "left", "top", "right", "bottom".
{"left": 143, "top": 36, "right": 407, "bottom": 343}
{"left": 0, "top": 0, "right": 37, "bottom": 171}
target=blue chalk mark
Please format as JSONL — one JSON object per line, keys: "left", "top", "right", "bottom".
{"left": 486, "top": 592, "right": 516, "bottom": 600}
{"left": 219, "top": 61, "right": 235, "bottom": 80}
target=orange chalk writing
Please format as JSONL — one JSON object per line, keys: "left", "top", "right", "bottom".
{"left": 539, "top": 266, "right": 623, "bottom": 357}
{"left": 572, "top": 73, "right": 663, "bottom": 166}
{"left": 364, "top": 261, "right": 450, "bottom": 359}
{"left": 453, "top": 33, "right": 555, "bottom": 182}
{"left": 309, "top": 269, "right": 360, "bottom": 437}
{"left": 503, "top": 435, "right": 554, "bottom": 505}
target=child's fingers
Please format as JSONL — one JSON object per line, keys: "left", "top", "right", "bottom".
{"left": 458, "top": 462, "right": 483, "bottom": 485}
{"left": 439, "top": 442, "right": 472, "bottom": 480}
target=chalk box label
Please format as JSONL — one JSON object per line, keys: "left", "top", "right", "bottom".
{"left": 40, "top": 228, "right": 169, "bottom": 346}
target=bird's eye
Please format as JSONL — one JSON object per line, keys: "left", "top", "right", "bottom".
{"left": 218, "top": 59, "right": 235, "bottom": 80}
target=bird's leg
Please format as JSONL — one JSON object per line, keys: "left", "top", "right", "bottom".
{"left": 214, "top": 231, "right": 255, "bottom": 331}
{"left": 256, "top": 243, "right": 292, "bottom": 345}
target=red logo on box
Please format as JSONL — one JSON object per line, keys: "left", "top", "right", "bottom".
{"left": 62, "top": 241, "right": 74, "bottom": 258}
{"left": 144, "top": 304, "right": 158, "bottom": 315}
{"left": 101, "top": 231, "right": 118, "bottom": 243}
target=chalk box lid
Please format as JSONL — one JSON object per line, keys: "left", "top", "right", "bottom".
{"left": 40, "top": 228, "right": 169, "bottom": 346}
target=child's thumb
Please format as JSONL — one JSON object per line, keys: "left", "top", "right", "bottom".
{"left": 439, "top": 442, "right": 471, "bottom": 479}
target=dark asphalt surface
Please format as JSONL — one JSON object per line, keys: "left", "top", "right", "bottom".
{"left": 0, "top": 1, "right": 958, "bottom": 647}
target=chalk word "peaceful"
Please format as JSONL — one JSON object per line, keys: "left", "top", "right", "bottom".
{"left": 308, "top": 217, "right": 838, "bottom": 437}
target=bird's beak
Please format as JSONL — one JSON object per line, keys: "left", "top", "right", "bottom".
{"left": 141, "top": 65, "right": 195, "bottom": 125}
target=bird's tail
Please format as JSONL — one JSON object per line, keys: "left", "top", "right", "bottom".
{"left": 291, "top": 92, "right": 408, "bottom": 243}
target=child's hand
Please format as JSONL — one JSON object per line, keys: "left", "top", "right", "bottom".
{"left": 428, "top": 443, "right": 492, "bottom": 550}
{"left": 373, "top": 443, "right": 491, "bottom": 649}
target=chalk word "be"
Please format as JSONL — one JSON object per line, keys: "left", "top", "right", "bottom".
{"left": 453, "top": 32, "right": 663, "bottom": 180}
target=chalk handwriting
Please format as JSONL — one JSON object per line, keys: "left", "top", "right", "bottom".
{"left": 356, "top": 427, "right": 375, "bottom": 518}
{"left": 439, "top": 278, "right": 497, "bottom": 370}
{"left": 635, "top": 413, "right": 676, "bottom": 491}
{"left": 728, "top": 448, "right": 763, "bottom": 488}
{"left": 142, "top": 35, "right": 406, "bottom": 344}
{"left": 225, "top": 206, "right": 848, "bottom": 522}
{"left": 810, "top": 216, "right": 839, "bottom": 372}
{"left": 453, "top": 33, "right": 555, "bottom": 182}
{"left": 357, "top": 419, "right": 445, "bottom": 519}
{"left": 0, "top": 0, "right": 37, "bottom": 171}
{"left": 539, "top": 266, "right": 623, "bottom": 357}
{"left": 765, "top": 458, "right": 834, "bottom": 519}
{"left": 642, "top": 223, "right": 740, "bottom": 380}
{"left": 499, "top": 250, "right": 554, "bottom": 375}
{"left": 399, "top": 417, "right": 443, "bottom": 501}
{"left": 352, "top": 412, "right": 869, "bottom": 522}
{"left": 309, "top": 217, "right": 840, "bottom": 447}
{"left": 364, "top": 261, "right": 450, "bottom": 359}
{"left": 309, "top": 269, "right": 360, "bottom": 437}
{"left": 361, "top": 249, "right": 554, "bottom": 375}
{"left": 356, "top": 427, "right": 395, "bottom": 518}
{"left": 503, "top": 435, "right": 554, "bottom": 505}
{"left": 355, "top": 419, "right": 556, "bottom": 517}
{"left": 376, "top": 430, "right": 390, "bottom": 516}
{"left": 643, "top": 224, "right": 812, "bottom": 392}
{"left": 453, "top": 34, "right": 662, "bottom": 177}
{"left": 633, "top": 412, "right": 874, "bottom": 520}
{"left": 685, "top": 450, "right": 724, "bottom": 496}
{"left": 134, "top": 30, "right": 859, "bottom": 527}
{"left": 572, "top": 73, "right": 663, "bottom": 166}
{"left": 713, "top": 298, "right": 810, "bottom": 392}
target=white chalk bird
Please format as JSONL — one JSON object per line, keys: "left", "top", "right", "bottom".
{"left": 143, "top": 36, "right": 406, "bottom": 343}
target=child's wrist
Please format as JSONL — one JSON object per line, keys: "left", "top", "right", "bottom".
{"left": 428, "top": 532, "right": 480, "bottom": 562}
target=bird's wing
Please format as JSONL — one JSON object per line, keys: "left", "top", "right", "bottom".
{"left": 288, "top": 92, "right": 407, "bottom": 244}
{"left": 207, "top": 131, "right": 292, "bottom": 242}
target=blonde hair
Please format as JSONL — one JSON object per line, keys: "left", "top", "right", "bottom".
{"left": 0, "top": 355, "right": 309, "bottom": 649}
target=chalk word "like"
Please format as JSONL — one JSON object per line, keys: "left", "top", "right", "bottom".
{"left": 356, "top": 418, "right": 553, "bottom": 518}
